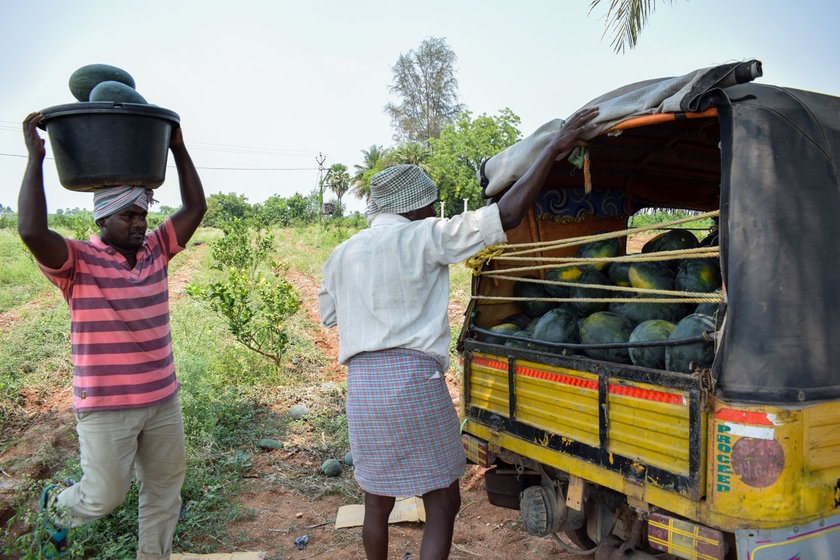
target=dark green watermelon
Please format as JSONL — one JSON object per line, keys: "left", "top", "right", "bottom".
{"left": 69, "top": 63, "right": 135, "bottom": 102}
{"left": 483, "top": 322, "right": 521, "bottom": 345}
{"left": 570, "top": 270, "right": 613, "bottom": 316}
{"left": 608, "top": 289, "right": 637, "bottom": 313}
{"left": 578, "top": 311, "right": 635, "bottom": 364}
{"left": 613, "top": 295, "right": 692, "bottom": 325}
{"left": 545, "top": 266, "right": 582, "bottom": 297}
{"left": 628, "top": 320, "right": 676, "bottom": 369}
{"left": 89, "top": 80, "right": 147, "bottom": 103}
{"left": 533, "top": 308, "right": 579, "bottom": 347}
{"left": 577, "top": 238, "right": 620, "bottom": 271}
{"left": 608, "top": 261, "right": 633, "bottom": 287}
{"left": 665, "top": 314, "right": 716, "bottom": 373}
{"left": 676, "top": 259, "right": 722, "bottom": 293}
{"left": 642, "top": 229, "right": 700, "bottom": 254}
{"left": 514, "top": 276, "right": 557, "bottom": 318}
{"left": 628, "top": 261, "right": 675, "bottom": 291}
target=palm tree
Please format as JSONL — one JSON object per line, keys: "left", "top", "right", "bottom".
{"left": 389, "top": 142, "right": 431, "bottom": 174}
{"left": 353, "top": 145, "right": 385, "bottom": 183}
{"left": 589, "top": 0, "right": 671, "bottom": 53}
{"left": 351, "top": 144, "right": 388, "bottom": 201}
{"left": 325, "top": 163, "right": 350, "bottom": 206}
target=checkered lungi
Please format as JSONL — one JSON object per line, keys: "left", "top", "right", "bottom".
{"left": 346, "top": 348, "right": 466, "bottom": 497}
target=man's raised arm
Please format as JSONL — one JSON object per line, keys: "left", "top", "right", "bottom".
{"left": 17, "top": 112, "right": 68, "bottom": 270}
{"left": 167, "top": 126, "right": 207, "bottom": 247}
{"left": 497, "top": 107, "right": 599, "bottom": 231}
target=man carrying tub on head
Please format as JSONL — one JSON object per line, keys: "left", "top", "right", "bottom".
{"left": 18, "top": 112, "right": 207, "bottom": 559}
{"left": 318, "top": 107, "right": 598, "bottom": 560}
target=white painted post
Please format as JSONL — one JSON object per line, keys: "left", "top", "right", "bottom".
{"left": 440, "top": 200, "right": 445, "bottom": 218}
{"left": 463, "top": 198, "right": 468, "bottom": 213}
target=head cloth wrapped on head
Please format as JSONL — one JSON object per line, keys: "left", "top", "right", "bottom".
{"left": 365, "top": 164, "right": 438, "bottom": 221}
{"left": 93, "top": 186, "right": 156, "bottom": 220}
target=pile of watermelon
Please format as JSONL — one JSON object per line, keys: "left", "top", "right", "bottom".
{"left": 483, "top": 229, "right": 721, "bottom": 373}
{"left": 68, "top": 64, "right": 148, "bottom": 104}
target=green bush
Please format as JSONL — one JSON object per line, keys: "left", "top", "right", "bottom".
{"left": 189, "top": 221, "right": 300, "bottom": 368}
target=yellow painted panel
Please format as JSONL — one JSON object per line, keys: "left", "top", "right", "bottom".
{"left": 516, "top": 375, "right": 598, "bottom": 405}
{"left": 804, "top": 401, "right": 840, "bottom": 474}
{"left": 468, "top": 363, "right": 509, "bottom": 417}
{"left": 516, "top": 377, "right": 599, "bottom": 415}
{"left": 609, "top": 419, "right": 690, "bottom": 474}
{"left": 510, "top": 364, "right": 600, "bottom": 445}
{"left": 468, "top": 387, "right": 509, "bottom": 416}
{"left": 609, "top": 402, "right": 690, "bottom": 434}
{"left": 606, "top": 384, "right": 692, "bottom": 474}
{"left": 517, "top": 404, "right": 600, "bottom": 447}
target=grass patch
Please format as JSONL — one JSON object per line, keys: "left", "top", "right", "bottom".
{"left": 0, "top": 230, "right": 54, "bottom": 313}
{"left": 273, "top": 223, "right": 363, "bottom": 278}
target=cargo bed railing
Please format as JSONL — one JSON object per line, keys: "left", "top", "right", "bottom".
{"left": 462, "top": 339, "right": 707, "bottom": 499}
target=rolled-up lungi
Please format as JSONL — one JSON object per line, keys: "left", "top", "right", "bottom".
{"left": 346, "top": 348, "right": 466, "bottom": 497}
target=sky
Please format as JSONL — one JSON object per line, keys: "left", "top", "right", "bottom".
{"left": 1, "top": 0, "right": 839, "bottom": 215}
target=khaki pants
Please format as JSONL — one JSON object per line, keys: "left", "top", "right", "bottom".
{"left": 55, "top": 394, "right": 186, "bottom": 560}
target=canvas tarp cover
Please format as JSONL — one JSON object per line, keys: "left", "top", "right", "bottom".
{"left": 714, "top": 84, "right": 840, "bottom": 403}
{"left": 483, "top": 60, "right": 762, "bottom": 196}
{"left": 486, "top": 74, "right": 840, "bottom": 403}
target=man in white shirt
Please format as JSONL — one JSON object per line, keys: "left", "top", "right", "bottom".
{"left": 318, "top": 107, "right": 597, "bottom": 560}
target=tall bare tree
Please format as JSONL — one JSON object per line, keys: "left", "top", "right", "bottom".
{"left": 385, "top": 37, "right": 464, "bottom": 143}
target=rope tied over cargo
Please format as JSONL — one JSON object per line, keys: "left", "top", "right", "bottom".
{"left": 466, "top": 209, "right": 724, "bottom": 306}
{"left": 465, "top": 244, "right": 507, "bottom": 276}
{"left": 482, "top": 246, "right": 719, "bottom": 276}
{"left": 499, "top": 210, "right": 719, "bottom": 256}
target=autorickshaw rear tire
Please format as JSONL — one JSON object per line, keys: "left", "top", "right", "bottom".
{"left": 563, "top": 525, "right": 597, "bottom": 550}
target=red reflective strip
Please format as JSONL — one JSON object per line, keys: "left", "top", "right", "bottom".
{"left": 609, "top": 384, "right": 683, "bottom": 405}
{"left": 471, "top": 356, "right": 508, "bottom": 371}
{"left": 515, "top": 365, "right": 598, "bottom": 391}
{"left": 715, "top": 408, "right": 774, "bottom": 426}
{"left": 473, "top": 358, "right": 683, "bottom": 405}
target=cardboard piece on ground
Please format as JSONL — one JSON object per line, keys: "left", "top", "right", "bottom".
{"left": 171, "top": 553, "right": 266, "bottom": 560}
{"left": 335, "top": 496, "right": 426, "bottom": 529}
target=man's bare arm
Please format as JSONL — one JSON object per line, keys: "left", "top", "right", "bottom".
{"left": 17, "top": 112, "right": 68, "bottom": 269}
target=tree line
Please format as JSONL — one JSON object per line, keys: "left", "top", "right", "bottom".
{"left": 325, "top": 36, "right": 523, "bottom": 217}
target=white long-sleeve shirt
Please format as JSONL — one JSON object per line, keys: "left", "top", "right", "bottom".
{"left": 318, "top": 204, "right": 507, "bottom": 370}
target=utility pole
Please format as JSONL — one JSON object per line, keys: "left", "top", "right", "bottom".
{"left": 316, "top": 152, "right": 326, "bottom": 225}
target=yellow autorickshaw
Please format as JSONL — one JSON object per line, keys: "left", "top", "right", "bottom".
{"left": 458, "top": 61, "right": 840, "bottom": 559}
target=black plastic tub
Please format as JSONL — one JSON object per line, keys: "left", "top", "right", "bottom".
{"left": 39, "top": 102, "right": 180, "bottom": 192}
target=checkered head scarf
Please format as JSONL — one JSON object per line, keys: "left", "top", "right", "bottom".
{"left": 93, "top": 186, "right": 155, "bottom": 220}
{"left": 365, "top": 164, "right": 438, "bottom": 220}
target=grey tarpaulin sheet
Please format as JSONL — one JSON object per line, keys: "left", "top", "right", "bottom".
{"left": 483, "top": 60, "right": 762, "bottom": 196}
